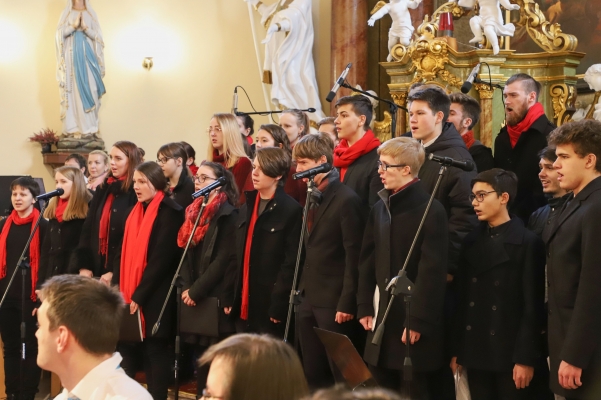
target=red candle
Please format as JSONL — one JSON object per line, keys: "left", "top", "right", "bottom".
{"left": 438, "top": 12, "right": 454, "bottom": 37}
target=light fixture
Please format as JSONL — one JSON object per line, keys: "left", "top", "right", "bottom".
{"left": 142, "top": 57, "right": 153, "bottom": 70}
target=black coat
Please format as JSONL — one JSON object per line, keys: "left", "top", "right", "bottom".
{"left": 545, "top": 177, "right": 601, "bottom": 398}
{"left": 39, "top": 217, "right": 85, "bottom": 286}
{"left": 233, "top": 186, "right": 302, "bottom": 330}
{"left": 181, "top": 202, "right": 238, "bottom": 335}
{"left": 129, "top": 196, "right": 184, "bottom": 338}
{"left": 469, "top": 140, "right": 494, "bottom": 173}
{"left": 340, "top": 148, "right": 383, "bottom": 219}
{"left": 420, "top": 123, "right": 478, "bottom": 275}
{"left": 357, "top": 182, "right": 448, "bottom": 371}
{"left": 169, "top": 170, "right": 195, "bottom": 209}
{"left": 494, "top": 114, "right": 556, "bottom": 223}
{"left": 453, "top": 218, "right": 546, "bottom": 371}
{"left": 527, "top": 193, "right": 570, "bottom": 240}
{"left": 0, "top": 218, "right": 47, "bottom": 303}
{"left": 70, "top": 180, "right": 138, "bottom": 283}
{"left": 298, "top": 176, "right": 365, "bottom": 314}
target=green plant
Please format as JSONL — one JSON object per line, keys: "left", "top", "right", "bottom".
{"left": 29, "top": 128, "right": 60, "bottom": 144}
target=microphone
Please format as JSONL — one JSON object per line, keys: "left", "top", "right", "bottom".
{"left": 326, "top": 63, "right": 352, "bottom": 102}
{"left": 460, "top": 63, "right": 481, "bottom": 94}
{"left": 231, "top": 87, "right": 238, "bottom": 114}
{"left": 293, "top": 163, "right": 332, "bottom": 180}
{"left": 36, "top": 188, "right": 64, "bottom": 201}
{"left": 191, "top": 177, "right": 226, "bottom": 199}
{"left": 428, "top": 153, "right": 474, "bottom": 171}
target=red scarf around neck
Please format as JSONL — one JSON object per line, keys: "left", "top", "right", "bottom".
{"left": 212, "top": 149, "right": 226, "bottom": 165}
{"left": 0, "top": 209, "right": 41, "bottom": 301}
{"left": 99, "top": 176, "right": 126, "bottom": 257}
{"left": 462, "top": 130, "right": 476, "bottom": 150}
{"left": 177, "top": 192, "right": 228, "bottom": 248}
{"left": 240, "top": 192, "right": 266, "bottom": 320}
{"left": 333, "top": 130, "right": 381, "bottom": 181}
{"left": 120, "top": 190, "right": 165, "bottom": 337}
{"left": 507, "top": 102, "right": 545, "bottom": 148}
{"left": 55, "top": 198, "right": 68, "bottom": 223}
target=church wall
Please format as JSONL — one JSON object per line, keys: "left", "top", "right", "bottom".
{"left": 0, "top": 0, "right": 331, "bottom": 190}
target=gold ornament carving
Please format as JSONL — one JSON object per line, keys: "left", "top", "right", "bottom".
{"left": 550, "top": 83, "right": 576, "bottom": 126}
{"left": 585, "top": 92, "right": 601, "bottom": 120}
{"left": 437, "top": 69, "right": 463, "bottom": 89}
{"left": 373, "top": 111, "right": 393, "bottom": 142}
{"left": 407, "top": 38, "right": 450, "bottom": 81}
{"left": 512, "top": 0, "right": 578, "bottom": 52}
{"left": 391, "top": 92, "right": 408, "bottom": 107}
{"left": 474, "top": 83, "right": 495, "bottom": 99}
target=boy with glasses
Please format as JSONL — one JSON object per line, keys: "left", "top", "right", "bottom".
{"left": 451, "top": 168, "right": 548, "bottom": 399}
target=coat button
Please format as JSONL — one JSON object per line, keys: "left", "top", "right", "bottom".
{"left": 490, "top": 330, "right": 495, "bottom": 336}
{"left": 547, "top": 252, "right": 551, "bottom": 257}
{"left": 271, "top": 228, "right": 274, "bottom": 232}
{"left": 466, "top": 325, "right": 471, "bottom": 331}
{"left": 472, "top": 277, "right": 477, "bottom": 283}
{"left": 494, "top": 281, "right": 500, "bottom": 286}
{"left": 469, "top": 302, "right": 474, "bottom": 307}
{"left": 548, "top": 309, "right": 552, "bottom": 315}
{"left": 492, "top": 305, "right": 497, "bottom": 311}
{"left": 113, "top": 208, "right": 117, "bottom": 212}
{"left": 111, "top": 227, "right": 115, "bottom": 231}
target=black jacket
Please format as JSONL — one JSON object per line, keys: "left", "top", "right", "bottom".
{"left": 70, "top": 179, "right": 138, "bottom": 283}
{"left": 129, "top": 196, "right": 184, "bottom": 338}
{"left": 340, "top": 148, "right": 383, "bottom": 219}
{"left": 39, "top": 217, "right": 85, "bottom": 286}
{"left": 420, "top": 123, "right": 478, "bottom": 275}
{"left": 0, "top": 218, "right": 47, "bottom": 303}
{"left": 181, "top": 202, "right": 238, "bottom": 334}
{"left": 469, "top": 140, "right": 494, "bottom": 173}
{"left": 494, "top": 114, "right": 556, "bottom": 223}
{"left": 453, "top": 218, "right": 546, "bottom": 371}
{"left": 233, "top": 186, "right": 302, "bottom": 330}
{"left": 358, "top": 182, "right": 448, "bottom": 371}
{"left": 527, "top": 193, "right": 570, "bottom": 241}
{"left": 545, "top": 177, "right": 601, "bottom": 398}
{"left": 169, "top": 169, "right": 195, "bottom": 209}
{"left": 298, "top": 174, "right": 365, "bottom": 314}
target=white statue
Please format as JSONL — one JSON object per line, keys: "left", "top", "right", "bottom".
{"left": 245, "top": 0, "right": 325, "bottom": 124}
{"left": 584, "top": 64, "right": 601, "bottom": 122}
{"left": 368, "top": 0, "right": 423, "bottom": 62}
{"left": 56, "top": 0, "right": 106, "bottom": 138}
{"left": 454, "top": 0, "right": 520, "bottom": 55}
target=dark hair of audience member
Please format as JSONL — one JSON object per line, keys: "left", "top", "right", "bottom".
{"left": 65, "top": 153, "right": 88, "bottom": 175}
{"left": 506, "top": 73, "right": 542, "bottom": 101}
{"left": 548, "top": 119, "right": 601, "bottom": 172}
{"left": 199, "top": 161, "right": 239, "bottom": 205}
{"left": 335, "top": 95, "right": 374, "bottom": 129}
{"left": 259, "top": 124, "right": 291, "bottom": 152}
{"left": 449, "top": 92, "right": 481, "bottom": 130}
{"left": 255, "top": 147, "right": 291, "bottom": 186}
{"left": 135, "top": 161, "right": 168, "bottom": 193}
{"left": 471, "top": 168, "right": 518, "bottom": 207}
{"left": 292, "top": 132, "right": 334, "bottom": 164}
{"left": 10, "top": 176, "right": 40, "bottom": 198}
{"left": 407, "top": 86, "right": 451, "bottom": 121}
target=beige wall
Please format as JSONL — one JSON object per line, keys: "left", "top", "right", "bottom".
{"left": 0, "top": 0, "right": 331, "bottom": 190}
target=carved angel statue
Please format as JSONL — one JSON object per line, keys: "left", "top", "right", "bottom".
{"left": 244, "top": 0, "right": 325, "bottom": 124}
{"left": 453, "top": 0, "right": 520, "bottom": 55}
{"left": 368, "top": 0, "right": 423, "bottom": 62}
{"left": 583, "top": 64, "right": 601, "bottom": 122}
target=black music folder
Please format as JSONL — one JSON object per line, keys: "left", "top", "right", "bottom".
{"left": 180, "top": 297, "right": 220, "bottom": 338}
{"left": 119, "top": 305, "right": 143, "bottom": 342}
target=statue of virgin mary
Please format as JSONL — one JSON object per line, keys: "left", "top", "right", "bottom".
{"left": 56, "top": 0, "right": 106, "bottom": 141}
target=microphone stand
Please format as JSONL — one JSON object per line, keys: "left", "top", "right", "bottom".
{"left": 152, "top": 195, "right": 209, "bottom": 400}
{"left": 235, "top": 108, "right": 317, "bottom": 117}
{"left": 283, "top": 176, "right": 315, "bottom": 343}
{"left": 338, "top": 81, "right": 407, "bottom": 137}
{"left": 371, "top": 165, "right": 447, "bottom": 396}
{"left": 0, "top": 199, "right": 48, "bottom": 400}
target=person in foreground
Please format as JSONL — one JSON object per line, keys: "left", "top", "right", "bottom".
{"left": 199, "top": 333, "right": 309, "bottom": 400}
{"left": 36, "top": 275, "right": 151, "bottom": 400}
{"left": 546, "top": 119, "right": 601, "bottom": 399}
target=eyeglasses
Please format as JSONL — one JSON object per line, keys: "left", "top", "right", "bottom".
{"left": 200, "top": 389, "right": 224, "bottom": 399}
{"left": 377, "top": 160, "right": 407, "bottom": 171}
{"left": 206, "top": 127, "right": 222, "bottom": 133}
{"left": 156, "top": 157, "right": 173, "bottom": 165}
{"left": 194, "top": 175, "right": 216, "bottom": 184}
{"left": 469, "top": 191, "right": 497, "bottom": 202}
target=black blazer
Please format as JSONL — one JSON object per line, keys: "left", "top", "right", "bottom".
{"left": 170, "top": 170, "right": 195, "bottom": 209}
{"left": 70, "top": 179, "right": 138, "bottom": 283}
{"left": 469, "top": 140, "right": 494, "bottom": 173}
{"left": 357, "top": 182, "right": 448, "bottom": 371}
{"left": 39, "top": 217, "right": 85, "bottom": 286}
{"left": 545, "top": 176, "right": 601, "bottom": 398}
{"left": 233, "top": 186, "right": 302, "bottom": 329}
{"left": 181, "top": 202, "right": 238, "bottom": 334}
{"left": 298, "top": 176, "right": 365, "bottom": 314}
{"left": 341, "top": 148, "right": 383, "bottom": 219}
{"left": 129, "top": 196, "right": 184, "bottom": 338}
{"left": 453, "top": 218, "right": 546, "bottom": 371}
{"left": 494, "top": 114, "right": 556, "bottom": 223}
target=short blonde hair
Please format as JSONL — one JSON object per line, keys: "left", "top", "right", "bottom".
{"left": 377, "top": 137, "right": 425, "bottom": 177}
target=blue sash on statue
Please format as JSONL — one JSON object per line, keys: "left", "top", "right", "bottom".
{"left": 73, "top": 30, "right": 106, "bottom": 112}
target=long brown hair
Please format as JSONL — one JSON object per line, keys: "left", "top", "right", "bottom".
{"left": 44, "top": 166, "right": 92, "bottom": 221}
{"left": 109, "top": 141, "right": 144, "bottom": 191}
{"left": 135, "top": 162, "right": 169, "bottom": 193}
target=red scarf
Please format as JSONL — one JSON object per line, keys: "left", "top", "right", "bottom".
{"left": 507, "top": 103, "right": 546, "bottom": 148}
{"left": 177, "top": 192, "right": 228, "bottom": 248}
{"left": 462, "top": 130, "right": 476, "bottom": 150}
{"left": 120, "top": 191, "right": 165, "bottom": 337}
{"left": 334, "top": 130, "right": 381, "bottom": 181}
{"left": 246, "top": 135, "right": 253, "bottom": 145}
{"left": 99, "top": 176, "right": 125, "bottom": 257}
{"left": 189, "top": 164, "right": 199, "bottom": 177}
{"left": 240, "top": 192, "right": 263, "bottom": 320}
{"left": 0, "top": 209, "right": 41, "bottom": 301}
{"left": 55, "top": 198, "right": 68, "bottom": 223}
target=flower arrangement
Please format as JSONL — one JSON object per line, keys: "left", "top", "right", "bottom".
{"left": 29, "top": 128, "right": 60, "bottom": 144}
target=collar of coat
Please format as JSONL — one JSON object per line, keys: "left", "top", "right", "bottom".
{"left": 464, "top": 217, "right": 526, "bottom": 246}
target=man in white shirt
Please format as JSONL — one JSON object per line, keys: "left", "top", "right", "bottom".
{"left": 36, "top": 275, "right": 151, "bottom": 400}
